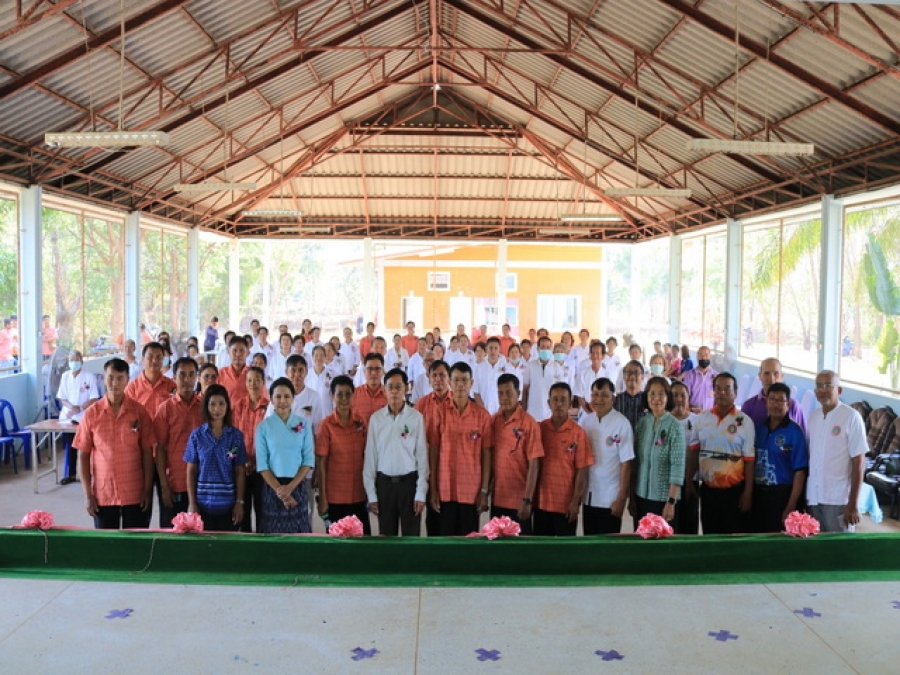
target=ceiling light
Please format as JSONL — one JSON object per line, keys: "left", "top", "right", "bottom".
{"left": 559, "top": 214, "right": 625, "bottom": 223}
{"left": 174, "top": 182, "right": 257, "bottom": 193}
{"left": 243, "top": 209, "right": 305, "bottom": 218}
{"left": 685, "top": 139, "right": 815, "bottom": 156}
{"left": 539, "top": 227, "right": 592, "bottom": 236}
{"left": 277, "top": 226, "right": 330, "bottom": 234}
{"left": 45, "top": 131, "right": 170, "bottom": 148}
{"left": 605, "top": 187, "right": 693, "bottom": 198}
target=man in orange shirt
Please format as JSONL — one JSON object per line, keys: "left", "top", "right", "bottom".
{"left": 125, "top": 342, "right": 176, "bottom": 413}
{"left": 400, "top": 321, "right": 419, "bottom": 358}
{"left": 358, "top": 321, "right": 376, "bottom": 360}
{"left": 416, "top": 359, "right": 452, "bottom": 536}
{"left": 153, "top": 357, "right": 203, "bottom": 528}
{"left": 491, "top": 373, "right": 543, "bottom": 534}
{"left": 497, "top": 323, "right": 516, "bottom": 357}
{"left": 233, "top": 366, "right": 270, "bottom": 532}
{"left": 353, "top": 352, "right": 388, "bottom": 424}
{"left": 316, "top": 375, "right": 370, "bottom": 534}
{"left": 76, "top": 358, "right": 156, "bottom": 529}
{"left": 535, "top": 382, "right": 593, "bottom": 536}
{"left": 429, "top": 362, "right": 493, "bottom": 536}
{"left": 218, "top": 335, "right": 250, "bottom": 404}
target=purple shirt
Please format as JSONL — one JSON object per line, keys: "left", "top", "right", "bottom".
{"left": 740, "top": 391, "right": 808, "bottom": 437}
{"left": 681, "top": 367, "right": 718, "bottom": 411}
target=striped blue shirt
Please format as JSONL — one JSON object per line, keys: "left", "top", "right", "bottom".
{"left": 183, "top": 424, "right": 247, "bottom": 515}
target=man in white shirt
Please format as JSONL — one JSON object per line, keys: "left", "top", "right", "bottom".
{"left": 216, "top": 331, "right": 235, "bottom": 368}
{"left": 249, "top": 326, "right": 276, "bottom": 362}
{"left": 568, "top": 328, "right": 592, "bottom": 369}
{"left": 363, "top": 368, "right": 429, "bottom": 536}
{"left": 303, "top": 326, "right": 324, "bottom": 357}
{"left": 407, "top": 338, "right": 428, "bottom": 386}
{"left": 579, "top": 377, "right": 634, "bottom": 534}
{"left": 455, "top": 334, "right": 477, "bottom": 369}
{"left": 473, "top": 337, "right": 508, "bottom": 415}
{"left": 268, "top": 354, "right": 323, "bottom": 433}
{"left": 353, "top": 336, "right": 387, "bottom": 388}
{"left": 806, "top": 370, "right": 866, "bottom": 532}
{"left": 575, "top": 340, "right": 609, "bottom": 413}
{"left": 57, "top": 350, "right": 101, "bottom": 483}
{"left": 523, "top": 337, "right": 572, "bottom": 422}
{"left": 340, "top": 326, "right": 361, "bottom": 376}
{"left": 444, "top": 335, "right": 461, "bottom": 366}
{"left": 410, "top": 351, "right": 435, "bottom": 404}
{"left": 387, "top": 334, "right": 410, "bottom": 372}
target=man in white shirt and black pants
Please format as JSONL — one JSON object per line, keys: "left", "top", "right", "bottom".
{"left": 364, "top": 368, "right": 429, "bottom": 536}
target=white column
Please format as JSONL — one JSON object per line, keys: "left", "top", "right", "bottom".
{"left": 668, "top": 234, "right": 681, "bottom": 344}
{"left": 261, "top": 239, "right": 272, "bottom": 328}
{"left": 229, "top": 239, "right": 240, "bottom": 333}
{"left": 363, "top": 237, "right": 375, "bottom": 327}
{"left": 724, "top": 219, "right": 742, "bottom": 361}
{"left": 19, "top": 186, "right": 42, "bottom": 408}
{"left": 124, "top": 211, "right": 141, "bottom": 344}
{"left": 187, "top": 227, "right": 200, "bottom": 338}
{"left": 818, "top": 195, "right": 843, "bottom": 372}
{"left": 496, "top": 239, "right": 508, "bottom": 329}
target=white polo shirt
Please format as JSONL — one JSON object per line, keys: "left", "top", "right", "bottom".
{"left": 363, "top": 404, "right": 429, "bottom": 503}
{"left": 523, "top": 359, "right": 573, "bottom": 422}
{"left": 473, "top": 356, "right": 509, "bottom": 415}
{"left": 806, "top": 402, "right": 867, "bottom": 506}
{"left": 575, "top": 361, "right": 611, "bottom": 401}
{"left": 57, "top": 370, "right": 100, "bottom": 423}
{"left": 579, "top": 408, "right": 635, "bottom": 508}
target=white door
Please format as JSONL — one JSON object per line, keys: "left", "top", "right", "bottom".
{"left": 401, "top": 295, "right": 424, "bottom": 329}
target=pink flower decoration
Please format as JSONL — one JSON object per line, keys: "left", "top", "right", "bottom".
{"left": 635, "top": 513, "right": 674, "bottom": 539}
{"left": 20, "top": 510, "right": 54, "bottom": 529}
{"left": 328, "top": 515, "right": 364, "bottom": 537}
{"left": 171, "top": 512, "right": 204, "bottom": 534}
{"left": 481, "top": 516, "right": 521, "bottom": 540}
{"left": 784, "top": 511, "right": 820, "bottom": 538}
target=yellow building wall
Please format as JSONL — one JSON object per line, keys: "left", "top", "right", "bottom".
{"left": 383, "top": 243, "right": 604, "bottom": 340}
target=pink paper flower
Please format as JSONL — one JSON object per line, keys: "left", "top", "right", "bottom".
{"left": 635, "top": 513, "right": 674, "bottom": 539}
{"left": 329, "top": 515, "right": 364, "bottom": 537}
{"left": 784, "top": 511, "right": 820, "bottom": 538}
{"left": 481, "top": 516, "right": 521, "bottom": 540}
{"left": 171, "top": 511, "right": 204, "bottom": 533}
{"left": 20, "top": 510, "right": 54, "bottom": 529}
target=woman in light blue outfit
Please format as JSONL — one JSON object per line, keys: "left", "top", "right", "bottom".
{"left": 256, "top": 377, "right": 315, "bottom": 533}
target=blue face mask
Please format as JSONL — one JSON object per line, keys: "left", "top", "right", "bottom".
{"left": 553, "top": 352, "right": 566, "bottom": 363}
{"left": 162, "top": 356, "right": 171, "bottom": 367}
{"left": 509, "top": 358, "right": 521, "bottom": 366}
{"left": 69, "top": 361, "right": 82, "bottom": 373}
{"left": 650, "top": 364, "right": 664, "bottom": 376}
{"left": 538, "top": 349, "right": 552, "bottom": 362}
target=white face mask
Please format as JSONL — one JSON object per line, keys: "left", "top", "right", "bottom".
{"left": 69, "top": 361, "right": 82, "bottom": 373}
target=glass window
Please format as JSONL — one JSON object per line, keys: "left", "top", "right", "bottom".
{"left": 198, "top": 234, "right": 230, "bottom": 333}
{"left": 840, "top": 199, "right": 900, "bottom": 393}
{"left": 140, "top": 224, "right": 188, "bottom": 340}
{"left": 537, "top": 295, "right": 581, "bottom": 332}
{"left": 42, "top": 204, "right": 124, "bottom": 356}
{"left": 679, "top": 231, "right": 725, "bottom": 350}
{"left": 0, "top": 193, "right": 18, "bottom": 373}
{"left": 740, "top": 215, "right": 821, "bottom": 373}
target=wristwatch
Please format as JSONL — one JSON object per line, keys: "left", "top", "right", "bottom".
{"left": 666, "top": 497, "right": 676, "bottom": 505}
{"left": 480, "top": 488, "right": 490, "bottom": 496}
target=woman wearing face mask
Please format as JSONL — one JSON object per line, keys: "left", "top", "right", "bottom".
{"left": 647, "top": 354, "right": 670, "bottom": 386}
{"left": 157, "top": 331, "right": 175, "bottom": 377}
{"left": 505, "top": 343, "right": 526, "bottom": 400}
{"left": 57, "top": 350, "right": 101, "bottom": 484}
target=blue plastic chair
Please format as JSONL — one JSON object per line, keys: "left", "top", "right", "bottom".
{"left": 0, "top": 399, "right": 33, "bottom": 472}
{"left": 0, "top": 432, "right": 17, "bottom": 473}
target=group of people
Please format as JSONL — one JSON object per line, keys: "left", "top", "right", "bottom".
{"left": 66, "top": 319, "right": 867, "bottom": 538}
{"left": 0, "top": 313, "right": 22, "bottom": 369}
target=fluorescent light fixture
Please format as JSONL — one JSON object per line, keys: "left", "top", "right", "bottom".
{"left": 560, "top": 214, "right": 625, "bottom": 223}
{"left": 277, "top": 226, "right": 330, "bottom": 234}
{"left": 605, "top": 187, "right": 693, "bottom": 198}
{"left": 45, "top": 130, "right": 170, "bottom": 148}
{"left": 243, "top": 209, "right": 305, "bottom": 218}
{"left": 174, "top": 182, "right": 257, "bottom": 193}
{"left": 686, "top": 139, "right": 815, "bottom": 156}
{"left": 539, "top": 227, "right": 592, "bottom": 236}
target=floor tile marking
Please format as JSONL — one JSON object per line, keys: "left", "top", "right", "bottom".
{"left": 105, "top": 608, "right": 133, "bottom": 619}
{"left": 475, "top": 648, "right": 501, "bottom": 661}
{"left": 794, "top": 607, "right": 821, "bottom": 618}
{"left": 708, "top": 630, "right": 738, "bottom": 642}
{"left": 595, "top": 649, "right": 625, "bottom": 661}
{"left": 351, "top": 647, "right": 378, "bottom": 661}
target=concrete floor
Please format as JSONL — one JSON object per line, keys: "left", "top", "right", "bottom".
{"left": 3, "top": 443, "right": 900, "bottom": 674}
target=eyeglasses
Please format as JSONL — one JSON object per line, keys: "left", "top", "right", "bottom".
{"left": 767, "top": 397, "right": 789, "bottom": 404}
{"left": 366, "top": 366, "right": 384, "bottom": 373}
{"left": 815, "top": 383, "right": 835, "bottom": 391}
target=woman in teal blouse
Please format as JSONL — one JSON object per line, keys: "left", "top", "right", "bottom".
{"left": 633, "top": 376, "right": 686, "bottom": 528}
{"left": 256, "top": 377, "right": 315, "bottom": 533}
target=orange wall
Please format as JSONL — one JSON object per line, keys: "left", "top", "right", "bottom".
{"left": 382, "top": 243, "right": 603, "bottom": 339}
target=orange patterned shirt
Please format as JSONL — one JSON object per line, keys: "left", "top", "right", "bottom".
{"left": 217, "top": 364, "right": 249, "bottom": 404}
{"left": 537, "top": 418, "right": 593, "bottom": 514}
{"left": 415, "top": 391, "right": 453, "bottom": 450}
{"left": 125, "top": 372, "right": 176, "bottom": 414}
{"left": 436, "top": 400, "right": 494, "bottom": 504}
{"left": 74, "top": 396, "right": 156, "bottom": 506}
{"left": 491, "top": 406, "right": 544, "bottom": 510}
{"left": 316, "top": 410, "right": 368, "bottom": 504}
{"left": 233, "top": 395, "right": 270, "bottom": 461}
{"left": 352, "top": 384, "right": 387, "bottom": 425}
{"left": 152, "top": 393, "right": 203, "bottom": 493}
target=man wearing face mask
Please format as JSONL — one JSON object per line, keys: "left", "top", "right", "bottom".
{"left": 523, "top": 338, "right": 572, "bottom": 422}
{"left": 682, "top": 346, "right": 717, "bottom": 413}
{"left": 57, "top": 350, "right": 101, "bottom": 484}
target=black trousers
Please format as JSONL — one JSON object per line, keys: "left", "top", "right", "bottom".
{"left": 490, "top": 505, "right": 533, "bottom": 535}
{"left": 94, "top": 504, "right": 149, "bottom": 530}
{"left": 751, "top": 484, "right": 793, "bottom": 533}
{"left": 700, "top": 483, "right": 750, "bottom": 534}
{"left": 240, "top": 471, "right": 264, "bottom": 533}
{"left": 199, "top": 507, "right": 238, "bottom": 532}
{"left": 375, "top": 472, "right": 421, "bottom": 536}
{"left": 677, "top": 481, "right": 700, "bottom": 535}
{"left": 425, "top": 489, "right": 442, "bottom": 537}
{"left": 582, "top": 504, "right": 622, "bottom": 535}
{"left": 158, "top": 491, "right": 189, "bottom": 529}
{"left": 439, "top": 501, "right": 479, "bottom": 536}
{"left": 328, "top": 501, "right": 372, "bottom": 535}
{"left": 533, "top": 508, "right": 577, "bottom": 536}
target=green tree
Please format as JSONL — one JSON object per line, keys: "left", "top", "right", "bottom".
{"left": 0, "top": 198, "right": 17, "bottom": 318}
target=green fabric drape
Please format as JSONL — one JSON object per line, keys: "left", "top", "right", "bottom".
{"left": 2, "top": 529, "right": 899, "bottom": 587}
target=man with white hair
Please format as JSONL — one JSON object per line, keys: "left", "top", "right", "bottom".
{"left": 806, "top": 370, "right": 866, "bottom": 533}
